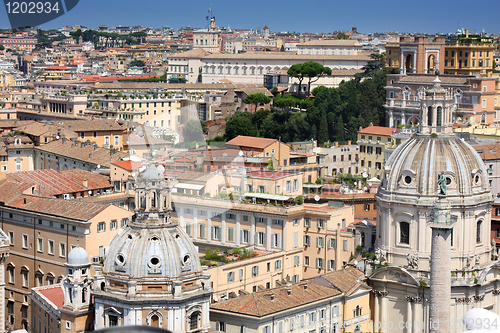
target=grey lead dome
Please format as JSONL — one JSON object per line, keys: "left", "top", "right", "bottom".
{"left": 67, "top": 246, "right": 90, "bottom": 266}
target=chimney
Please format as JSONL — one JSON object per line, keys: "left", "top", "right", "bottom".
{"left": 334, "top": 142, "right": 339, "bottom": 147}
{"left": 280, "top": 286, "right": 292, "bottom": 296}
{"left": 83, "top": 180, "right": 88, "bottom": 187}
{"left": 298, "top": 281, "right": 308, "bottom": 290}
{"left": 465, "top": 29, "right": 469, "bottom": 38}
{"left": 263, "top": 292, "right": 275, "bottom": 301}
{"left": 347, "top": 140, "right": 351, "bottom": 145}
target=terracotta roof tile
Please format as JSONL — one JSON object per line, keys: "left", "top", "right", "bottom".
{"left": 36, "top": 139, "right": 129, "bottom": 168}
{"left": 358, "top": 124, "right": 396, "bottom": 136}
{"left": 308, "top": 267, "right": 368, "bottom": 296}
{"left": 226, "top": 136, "right": 277, "bottom": 150}
{"left": 37, "top": 285, "right": 64, "bottom": 309}
{"left": 111, "top": 160, "right": 143, "bottom": 171}
{"left": 20, "top": 197, "right": 110, "bottom": 221}
{"left": 210, "top": 281, "right": 341, "bottom": 316}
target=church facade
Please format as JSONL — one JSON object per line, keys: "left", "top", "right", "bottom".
{"left": 369, "top": 74, "right": 500, "bottom": 332}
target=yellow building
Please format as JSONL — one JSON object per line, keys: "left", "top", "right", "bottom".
{"left": 357, "top": 124, "right": 397, "bottom": 179}
{"left": 444, "top": 30, "right": 495, "bottom": 76}
{"left": 172, "top": 194, "right": 356, "bottom": 298}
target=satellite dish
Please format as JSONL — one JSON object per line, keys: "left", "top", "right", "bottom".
{"left": 157, "top": 165, "right": 165, "bottom": 174}
{"left": 56, "top": 135, "right": 60, "bottom": 139}
{"left": 88, "top": 190, "right": 92, "bottom": 194}
{"left": 132, "top": 172, "right": 136, "bottom": 178}
{"left": 354, "top": 260, "right": 358, "bottom": 265}
{"left": 364, "top": 186, "right": 368, "bottom": 191}
{"left": 362, "top": 172, "right": 368, "bottom": 178}
{"left": 238, "top": 150, "right": 244, "bottom": 157}
{"left": 97, "top": 165, "right": 101, "bottom": 169}
{"left": 139, "top": 166, "right": 146, "bottom": 172}
{"left": 213, "top": 296, "right": 219, "bottom": 302}
{"left": 314, "top": 195, "right": 320, "bottom": 201}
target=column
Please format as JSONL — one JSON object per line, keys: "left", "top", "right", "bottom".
{"left": 236, "top": 214, "right": 241, "bottom": 246}
{"left": 389, "top": 111, "right": 394, "bottom": 128}
{"left": 425, "top": 50, "right": 428, "bottom": 73}
{"left": 266, "top": 218, "right": 271, "bottom": 250}
{"left": 135, "top": 309, "right": 142, "bottom": 325}
{"left": 167, "top": 309, "right": 174, "bottom": 330}
{"left": 207, "top": 216, "right": 212, "bottom": 242}
{"left": 374, "top": 296, "right": 380, "bottom": 331}
{"left": 221, "top": 214, "right": 226, "bottom": 244}
{"left": 381, "top": 295, "right": 388, "bottom": 333}
{"left": 406, "top": 300, "right": 412, "bottom": 333}
{"left": 95, "top": 302, "right": 105, "bottom": 329}
{"left": 401, "top": 111, "right": 406, "bottom": 125}
{"left": 250, "top": 215, "right": 256, "bottom": 246}
{"left": 193, "top": 210, "right": 198, "bottom": 240}
{"left": 400, "top": 52, "right": 405, "bottom": 74}
{"left": 413, "top": 51, "right": 417, "bottom": 73}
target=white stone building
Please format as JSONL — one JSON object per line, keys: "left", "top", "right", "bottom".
{"left": 92, "top": 163, "right": 213, "bottom": 331}
{"left": 369, "top": 75, "right": 500, "bottom": 332}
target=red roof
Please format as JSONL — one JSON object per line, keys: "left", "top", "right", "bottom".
{"left": 226, "top": 136, "right": 277, "bottom": 150}
{"left": 38, "top": 285, "right": 64, "bottom": 309}
{"left": 111, "top": 160, "right": 143, "bottom": 172}
{"left": 263, "top": 26, "right": 269, "bottom": 30}
{"left": 358, "top": 124, "right": 396, "bottom": 136}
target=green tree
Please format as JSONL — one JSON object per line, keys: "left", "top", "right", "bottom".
{"left": 128, "top": 59, "right": 146, "bottom": 68}
{"left": 287, "top": 63, "right": 306, "bottom": 96}
{"left": 243, "top": 93, "right": 271, "bottom": 112}
{"left": 224, "top": 112, "right": 257, "bottom": 141}
{"left": 335, "top": 33, "right": 350, "bottom": 39}
{"left": 301, "top": 61, "right": 332, "bottom": 96}
{"left": 0, "top": 44, "right": 4, "bottom": 51}
{"left": 355, "top": 52, "right": 386, "bottom": 81}
{"left": 183, "top": 119, "right": 205, "bottom": 142}
{"left": 280, "top": 45, "right": 285, "bottom": 52}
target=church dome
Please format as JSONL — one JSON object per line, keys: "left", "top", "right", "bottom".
{"left": 103, "top": 223, "right": 201, "bottom": 279}
{"left": 67, "top": 246, "right": 89, "bottom": 266}
{"left": 379, "top": 134, "right": 490, "bottom": 201}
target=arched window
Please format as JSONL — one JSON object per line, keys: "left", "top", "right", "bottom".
{"left": 477, "top": 220, "right": 482, "bottom": 243}
{"left": 436, "top": 106, "right": 442, "bottom": 127}
{"left": 151, "top": 314, "right": 160, "bottom": 327}
{"left": 427, "top": 107, "right": 433, "bottom": 126}
{"left": 190, "top": 311, "right": 200, "bottom": 330}
{"left": 400, "top": 222, "right": 410, "bottom": 244}
{"left": 82, "top": 287, "right": 87, "bottom": 303}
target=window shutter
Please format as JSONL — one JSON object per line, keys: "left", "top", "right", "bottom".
{"left": 294, "top": 233, "right": 298, "bottom": 247}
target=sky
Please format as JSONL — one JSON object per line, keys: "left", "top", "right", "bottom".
{"left": 0, "top": 0, "right": 498, "bottom": 35}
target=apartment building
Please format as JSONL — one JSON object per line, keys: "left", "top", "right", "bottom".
{"left": 59, "top": 119, "right": 125, "bottom": 150}
{"left": 357, "top": 124, "right": 396, "bottom": 179}
{"left": 0, "top": 188, "right": 130, "bottom": 330}
{"left": 210, "top": 267, "right": 371, "bottom": 333}
{"left": 0, "top": 135, "right": 35, "bottom": 179}
{"left": 384, "top": 32, "right": 495, "bottom": 77}
{"left": 385, "top": 73, "right": 497, "bottom": 127}
{"left": 313, "top": 143, "right": 360, "bottom": 177}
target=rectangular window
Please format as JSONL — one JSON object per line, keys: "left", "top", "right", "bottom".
{"left": 304, "top": 235, "right": 311, "bottom": 246}
{"left": 110, "top": 220, "right": 118, "bottom": 230}
{"left": 304, "top": 217, "right": 311, "bottom": 227}
{"left": 22, "top": 234, "right": 28, "bottom": 249}
{"left": 8, "top": 268, "right": 14, "bottom": 283}
{"left": 483, "top": 99, "right": 486, "bottom": 108}
{"left": 316, "top": 237, "right": 325, "bottom": 248}
{"left": 37, "top": 238, "right": 43, "bottom": 252}
{"left": 114, "top": 136, "right": 119, "bottom": 146}
{"left": 217, "top": 322, "right": 226, "bottom": 332}
{"left": 185, "top": 223, "right": 192, "bottom": 236}
{"left": 304, "top": 256, "right": 309, "bottom": 267}
{"left": 252, "top": 265, "right": 259, "bottom": 277}
{"left": 198, "top": 210, "right": 207, "bottom": 217}
{"left": 317, "top": 219, "right": 325, "bottom": 229}
{"left": 294, "top": 232, "right": 298, "bottom": 247}
{"left": 199, "top": 224, "right": 206, "bottom": 239}
{"left": 256, "top": 231, "right": 265, "bottom": 245}
{"left": 273, "top": 219, "right": 282, "bottom": 226}
{"left": 59, "top": 242, "right": 66, "bottom": 257}
{"left": 242, "top": 215, "right": 249, "bottom": 222}
{"left": 241, "top": 229, "right": 250, "bottom": 243}
{"left": 256, "top": 217, "right": 267, "bottom": 224}
{"left": 48, "top": 240, "right": 54, "bottom": 255}
{"left": 227, "top": 271, "right": 235, "bottom": 283}
{"left": 294, "top": 255, "right": 300, "bottom": 266}
{"left": 316, "top": 258, "right": 324, "bottom": 268}
{"left": 343, "top": 240, "right": 348, "bottom": 251}
{"left": 275, "top": 259, "right": 282, "bottom": 270}
{"left": 97, "top": 222, "right": 106, "bottom": 232}
{"left": 328, "top": 259, "right": 335, "bottom": 271}
{"left": 211, "top": 226, "right": 221, "bottom": 240}
{"left": 8, "top": 231, "right": 13, "bottom": 245}
{"left": 22, "top": 271, "right": 28, "bottom": 287}
{"left": 226, "top": 213, "right": 236, "bottom": 220}
{"left": 121, "top": 218, "right": 128, "bottom": 227}
{"left": 227, "top": 227, "right": 235, "bottom": 242}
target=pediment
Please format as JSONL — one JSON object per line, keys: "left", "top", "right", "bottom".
{"left": 369, "top": 266, "right": 420, "bottom": 286}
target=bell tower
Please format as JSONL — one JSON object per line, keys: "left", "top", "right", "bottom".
{"left": 419, "top": 71, "right": 455, "bottom": 135}
{"left": 62, "top": 247, "right": 92, "bottom": 311}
